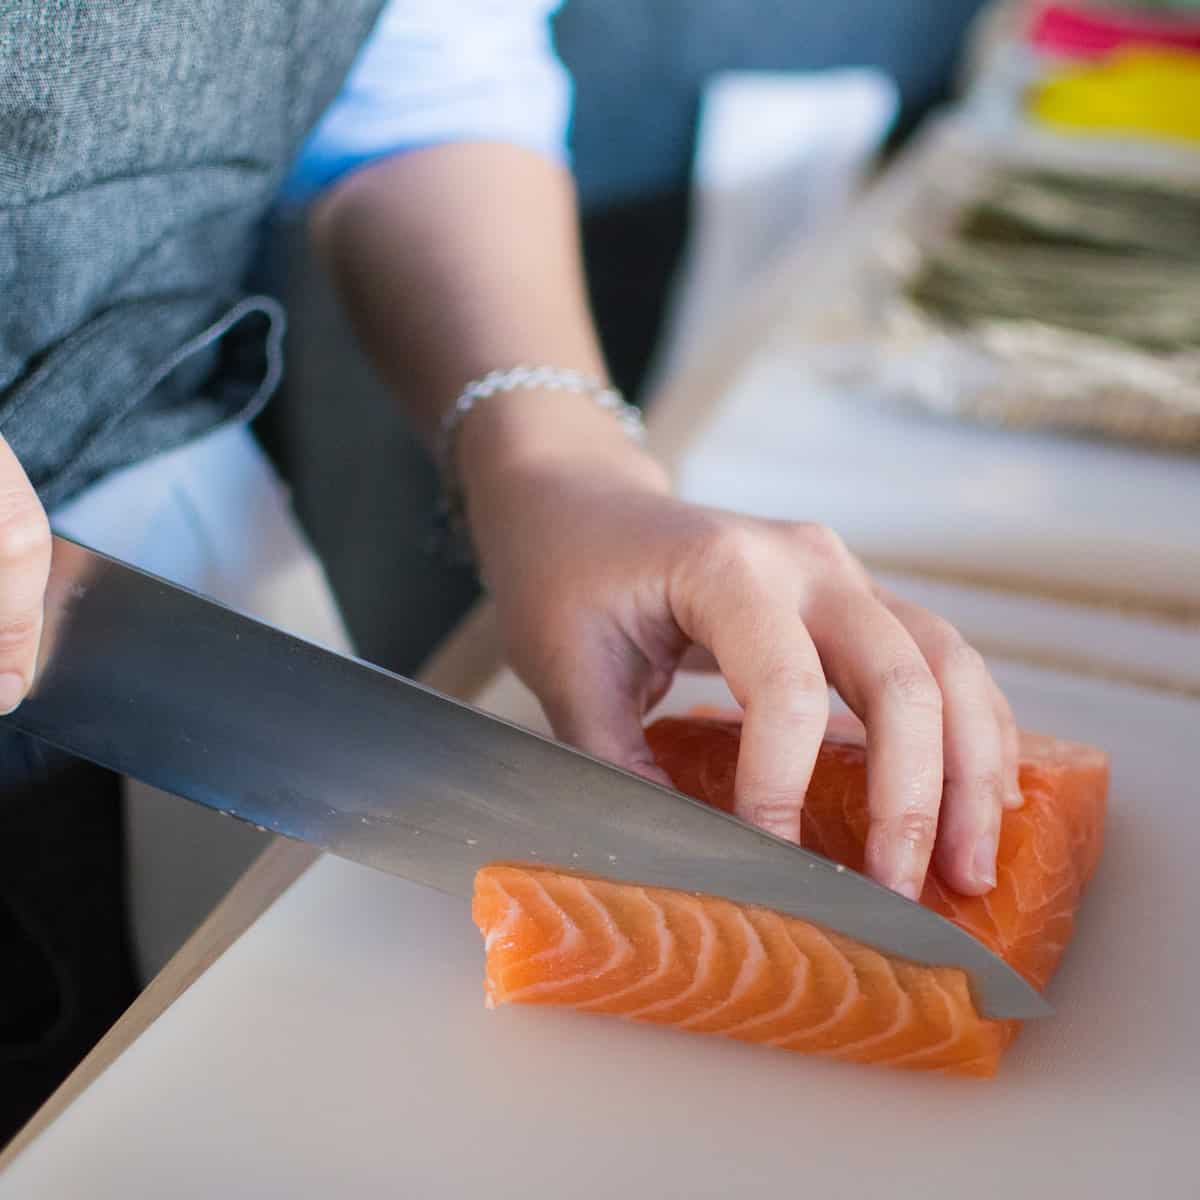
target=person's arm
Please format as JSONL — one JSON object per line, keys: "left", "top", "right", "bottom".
{"left": 310, "top": 141, "right": 613, "bottom": 446}
{"left": 310, "top": 141, "right": 1019, "bottom": 902}
{"left": 0, "top": 436, "right": 52, "bottom": 714}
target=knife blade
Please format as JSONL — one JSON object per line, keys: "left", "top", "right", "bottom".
{"left": 2, "top": 535, "right": 1050, "bottom": 1020}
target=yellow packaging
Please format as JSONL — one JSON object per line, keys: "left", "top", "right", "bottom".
{"left": 1029, "top": 48, "right": 1200, "bottom": 143}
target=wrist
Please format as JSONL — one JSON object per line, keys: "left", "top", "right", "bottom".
{"left": 456, "top": 385, "right": 670, "bottom": 505}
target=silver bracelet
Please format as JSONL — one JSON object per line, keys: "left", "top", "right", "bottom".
{"left": 433, "top": 366, "right": 647, "bottom": 568}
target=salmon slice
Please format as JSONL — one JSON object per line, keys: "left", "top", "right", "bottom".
{"left": 473, "top": 715, "right": 1108, "bottom": 1077}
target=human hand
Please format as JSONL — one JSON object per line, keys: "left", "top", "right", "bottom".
{"left": 0, "top": 435, "right": 52, "bottom": 714}
{"left": 460, "top": 402, "right": 1019, "bottom": 901}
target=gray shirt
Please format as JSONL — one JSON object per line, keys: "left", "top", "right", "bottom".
{"left": 0, "top": 0, "right": 386, "bottom": 510}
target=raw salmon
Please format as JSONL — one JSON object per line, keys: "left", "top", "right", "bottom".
{"left": 472, "top": 715, "right": 1108, "bottom": 1077}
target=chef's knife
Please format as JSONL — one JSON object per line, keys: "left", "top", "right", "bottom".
{"left": 2, "top": 535, "right": 1050, "bottom": 1020}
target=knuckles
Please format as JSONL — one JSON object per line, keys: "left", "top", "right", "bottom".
{"left": 0, "top": 612, "right": 43, "bottom": 651}
{"left": 751, "top": 662, "right": 829, "bottom": 722}
{"left": 739, "top": 800, "right": 802, "bottom": 837}
{"left": 970, "top": 770, "right": 1007, "bottom": 814}
{"left": 787, "top": 521, "right": 850, "bottom": 567}
{"left": 0, "top": 489, "right": 50, "bottom": 568}
{"left": 690, "top": 519, "right": 856, "bottom": 590}
{"left": 694, "top": 523, "right": 773, "bottom": 582}
{"left": 939, "top": 634, "right": 988, "bottom": 681}
{"left": 877, "top": 660, "right": 943, "bottom": 716}
{"left": 906, "top": 611, "right": 995, "bottom": 691}
{"left": 883, "top": 808, "right": 940, "bottom": 853}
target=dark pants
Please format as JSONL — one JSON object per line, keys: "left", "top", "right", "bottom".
{"left": 0, "top": 729, "right": 138, "bottom": 1147}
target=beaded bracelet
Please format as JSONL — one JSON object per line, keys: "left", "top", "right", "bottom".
{"left": 433, "top": 366, "right": 647, "bottom": 568}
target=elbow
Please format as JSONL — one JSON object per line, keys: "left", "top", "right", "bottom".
{"left": 307, "top": 183, "right": 345, "bottom": 277}
{"left": 306, "top": 157, "right": 396, "bottom": 278}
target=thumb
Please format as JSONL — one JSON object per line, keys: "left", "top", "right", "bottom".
{"left": 528, "top": 635, "right": 675, "bottom": 789}
{"left": 0, "top": 436, "right": 52, "bottom": 714}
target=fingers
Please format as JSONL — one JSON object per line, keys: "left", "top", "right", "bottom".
{"left": 0, "top": 437, "right": 51, "bottom": 714}
{"left": 727, "top": 637, "right": 828, "bottom": 844}
{"left": 807, "top": 592, "right": 943, "bottom": 901}
{"left": 991, "top": 681, "right": 1024, "bottom": 810}
{"left": 674, "top": 536, "right": 829, "bottom": 844}
{"left": 880, "top": 594, "right": 1009, "bottom": 895}
{"left": 503, "top": 497, "right": 1018, "bottom": 908}
{"left": 531, "top": 625, "right": 676, "bottom": 789}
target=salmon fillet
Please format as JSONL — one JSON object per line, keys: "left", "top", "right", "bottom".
{"left": 472, "top": 715, "right": 1108, "bottom": 1077}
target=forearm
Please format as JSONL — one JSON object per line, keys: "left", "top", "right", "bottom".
{"left": 309, "top": 142, "right": 666, "bottom": 501}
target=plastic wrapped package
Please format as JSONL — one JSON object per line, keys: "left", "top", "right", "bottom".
{"left": 795, "top": 118, "right": 1200, "bottom": 452}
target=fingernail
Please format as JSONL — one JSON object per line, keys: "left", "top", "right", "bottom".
{"left": 1006, "top": 783, "right": 1025, "bottom": 810}
{"left": 894, "top": 878, "right": 922, "bottom": 902}
{"left": 973, "top": 833, "right": 999, "bottom": 888}
{"left": 0, "top": 672, "right": 27, "bottom": 715}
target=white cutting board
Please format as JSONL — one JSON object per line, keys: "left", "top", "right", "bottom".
{"left": 3, "top": 661, "right": 1197, "bottom": 1199}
